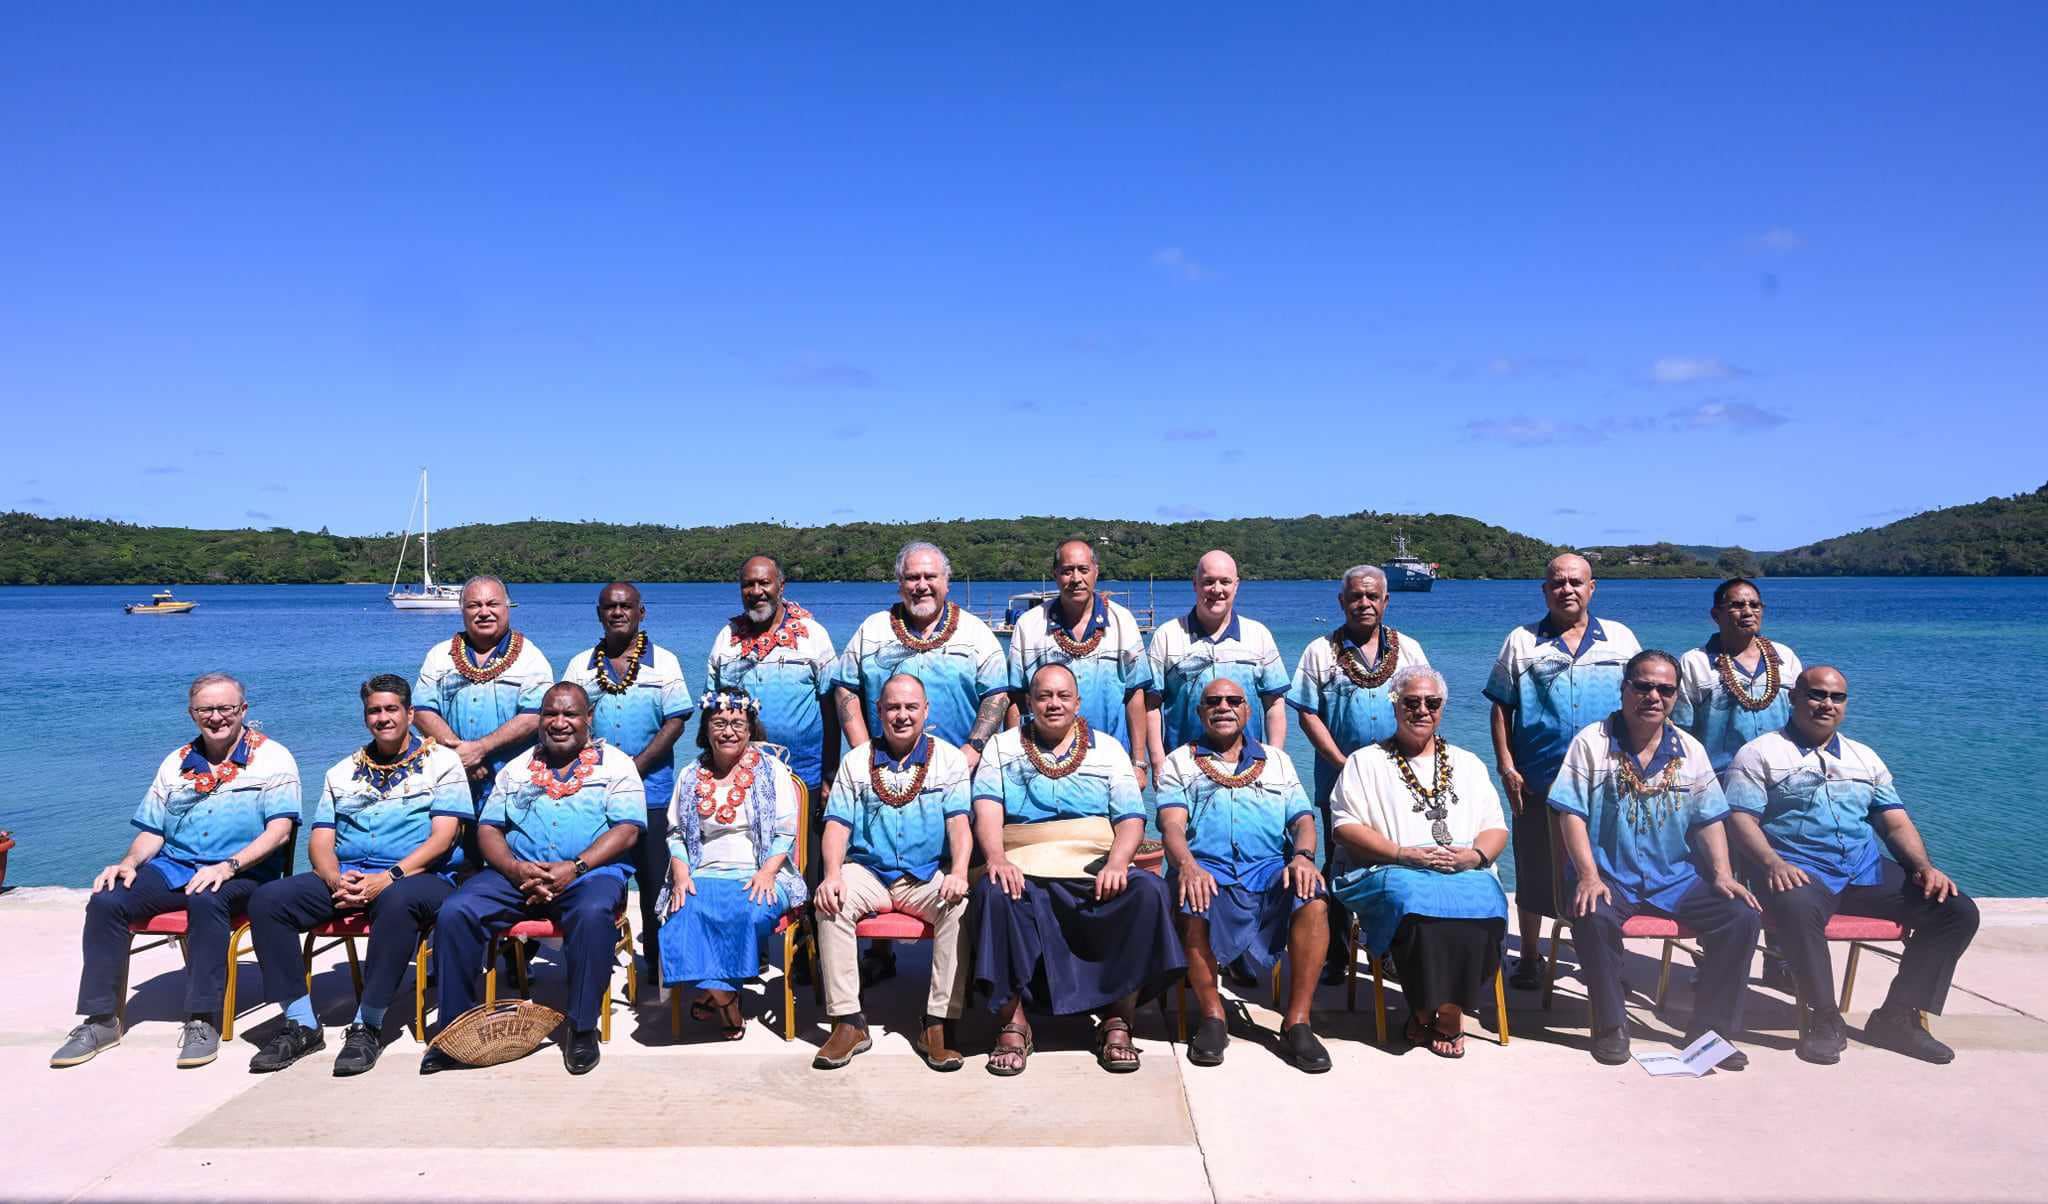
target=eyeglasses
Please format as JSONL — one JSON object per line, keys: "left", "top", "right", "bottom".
{"left": 1199, "top": 695, "right": 1248, "bottom": 709}
{"left": 1396, "top": 696, "right": 1444, "bottom": 713}
{"left": 189, "top": 704, "right": 245, "bottom": 719}
{"left": 707, "top": 716, "right": 753, "bottom": 730}
{"left": 1802, "top": 688, "right": 1849, "bottom": 704}
{"left": 1625, "top": 680, "right": 1679, "bottom": 699}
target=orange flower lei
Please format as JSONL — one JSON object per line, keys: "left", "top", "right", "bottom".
{"left": 529, "top": 743, "right": 602, "bottom": 799}
{"left": 1332, "top": 626, "right": 1401, "bottom": 689}
{"left": 1020, "top": 717, "right": 1091, "bottom": 780}
{"left": 450, "top": 631, "right": 525, "bottom": 684}
{"left": 590, "top": 632, "right": 648, "bottom": 695}
{"left": 180, "top": 731, "right": 268, "bottom": 795}
{"left": 869, "top": 737, "right": 932, "bottom": 807}
{"left": 890, "top": 602, "right": 960, "bottom": 653}
{"left": 1714, "top": 636, "right": 1782, "bottom": 713}
{"left": 696, "top": 747, "right": 761, "bottom": 824}
{"left": 1192, "top": 742, "right": 1265, "bottom": 789}
{"left": 730, "top": 601, "right": 812, "bottom": 661}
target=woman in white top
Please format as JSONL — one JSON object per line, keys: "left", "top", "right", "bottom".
{"left": 1329, "top": 666, "right": 1509, "bottom": 1059}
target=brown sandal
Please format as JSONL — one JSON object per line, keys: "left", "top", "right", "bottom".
{"left": 987, "top": 1023, "right": 1033, "bottom": 1077}
{"left": 1094, "top": 1017, "right": 1141, "bottom": 1074}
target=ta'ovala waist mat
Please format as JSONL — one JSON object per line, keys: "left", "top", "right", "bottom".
{"left": 989, "top": 816, "right": 1116, "bottom": 880}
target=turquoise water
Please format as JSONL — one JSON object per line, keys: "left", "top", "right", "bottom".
{"left": 4, "top": 578, "right": 2042, "bottom": 895}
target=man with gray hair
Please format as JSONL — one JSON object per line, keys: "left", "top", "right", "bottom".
{"left": 410, "top": 575, "right": 554, "bottom": 807}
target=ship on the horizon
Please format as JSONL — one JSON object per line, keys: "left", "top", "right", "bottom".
{"left": 1382, "top": 531, "right": 1438, "bottom": 592}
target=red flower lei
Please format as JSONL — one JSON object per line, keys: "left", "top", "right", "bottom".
{"left": 450, "top": 631, "right": 525, "bottom": 684}
{"left": 695, "top": 746, "right": 761, "bottom": 825}
{"left": 729, "top": 601, "right": 812, "bottom": 661}
{"left": 180, "top": 731, "right": 268, "bottom": 795}
{"left": 529, "top": 743, "right": 602, "bottom": 799}
{"left": 890, "top": 602, "right": 960, "bottom": 653}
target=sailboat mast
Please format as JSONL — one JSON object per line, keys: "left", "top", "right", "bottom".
{"left": 420, "top": 469, "right": 434, "bottom": 591}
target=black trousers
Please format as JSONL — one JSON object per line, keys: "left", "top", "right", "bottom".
{"left": 1390, "top": 915, "right": 1506, "bottom": 1015}
{"left": 76, "top": 863, "right": 262, "bottom": 1017}
{"left": 248, "top": 871, "right": 455, "bottom": 1015}
{"left": 1509, "top": 775, "right": 1558, "bottom": 919}
{"left": 433, "top": 869, "right": 626, "bottom": 1033}
{"left": 1574, "top": 875, "right": 1761, "bottom": 1034}
{"left": 1762, "top": 858, "right": 1979, "bottom": 1016}
{"left": 631, "top": 808, "right": 672, "bottom": 974}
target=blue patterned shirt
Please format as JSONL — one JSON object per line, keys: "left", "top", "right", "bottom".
{"left": 824, "top": 735, "right": 972, "bottom": 883}
{"left": 1483, "top": 615, "right": 1641, "bottom": 789}
{"left": 133, "top": 730, "right": 300, "bottom": 886}
{"left": 1547, "top": 718, "right": 1727, "bottom": 912}
{"left": 1155, "top": 738, "right": 1313, "bottom": 887}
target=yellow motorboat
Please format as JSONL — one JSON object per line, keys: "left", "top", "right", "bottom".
{"left": 125, "top": 590, "right": 198, "bottom": 615}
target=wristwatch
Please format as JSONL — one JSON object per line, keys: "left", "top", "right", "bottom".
{"left": 1473, "top": 847, "right": 1494, "bottom": 870}
{"left": 967, "top": 735, "right": 989, "bottom": 754}
{"left": 226, "top": 856, "right": 242, "bottom": 873}
{"left": 572, "top": 857, "right": 590, "bottom": 878}
{"left": 388, "top": 865, "right": 408, "bottom": 882}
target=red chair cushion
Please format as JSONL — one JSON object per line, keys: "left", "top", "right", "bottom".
{"left": 309, "top": 913, "right": 374, "bottom": 937}
{"left": 773, "top": 912, "right": 801, "bottom": 936}
{"left": 854, "top": 911, "right": 933, "bottom": 940}
{"left": 1823, "top": 915, "right": 1906, "bottom": 941}
{"left": 1618, "top": 915, "right": 1693, "bottom": 939}
{"left": 501, "top": 907, "right": 627, "bottom": 941}
{"left": 131, "top": 912, "right": 192, "bottom": 935}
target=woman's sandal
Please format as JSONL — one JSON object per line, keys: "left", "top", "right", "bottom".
{"left": 688, "top": 992, "right": 717, "bottom": 1024}
{"left": 1428, "top": 1003, "right": 1467, "bottom": 1060}
{"left": 1094, "top": 1017, "right": 1141, "bottom": 1074}
{"left": 708, "top": 992, "right": 746, "bottom": 1041}
{"left": 987, "top": 1023, "right": 1033, "bottom": 1077}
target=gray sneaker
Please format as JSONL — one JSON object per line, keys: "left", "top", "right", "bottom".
{"left": 176, "top": 1018, "right": 221, "bottom": 1068}
{"left": 50, "top": 1017, "right": 122, "bottom": 1068}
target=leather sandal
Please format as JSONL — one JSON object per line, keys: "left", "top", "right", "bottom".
{"left": 1094, "top": 1016, "right": 1141, "bottom": 1074}
{"left": 705, "top": 992, "right": 745, "bottom": 1041}
{"left": 987, "top": 1023, "right": 1033, "bottom": 1077}
{"left": 1428, "top": 1003, "right": 1467, "bottom": 1060}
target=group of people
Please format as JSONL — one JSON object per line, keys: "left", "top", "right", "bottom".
{"left": 49, "top": 540, "right": 1979, "bottom": 1080}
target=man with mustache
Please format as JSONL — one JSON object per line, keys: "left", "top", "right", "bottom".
{"left": 410, "top": 575, "right": 555, "bottom": 807}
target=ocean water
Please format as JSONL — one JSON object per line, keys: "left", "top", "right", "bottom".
{"left": 3, "top": 578, "right": 2042, "bottom": 895}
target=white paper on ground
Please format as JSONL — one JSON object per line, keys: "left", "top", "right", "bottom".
{"left": 1633, "top": 1030, "right": 1737, "bottom": 1077}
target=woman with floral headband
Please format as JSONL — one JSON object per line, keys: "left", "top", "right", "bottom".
{"left": 660, "top": 688, "right": 808, "bottom": 1039}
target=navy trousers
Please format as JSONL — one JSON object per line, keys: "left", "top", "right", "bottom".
{"left": 76, "top": 863, "right": 262, "bottom": 1017}
{"left": 432, "top": 869, "right": 626, "bottom": 1033}
{"left": 1763, "top": 858, "right": 1979, "bottom": 1016}
{"left": 249, "top": 871, "right": 455, "bottom": 1014}
{"left": 1574, "top": 875, "right": 1761, "bottom": 1034}
{"left": 631, "top": 808, "right": 671, "bottom": 975}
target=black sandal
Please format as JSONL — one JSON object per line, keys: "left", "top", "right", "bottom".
{"left": 1095, "top": 1017, "right": 1141, "bottom": 1074}
{"left": 1188, "top": 1015, "right": 1228, "bottom": 1067}
{"left": 703, "top": 991, "right": 744, "bottom": 1041}
{"left": 987, "top": 1023, "right": 1033, "bottom": 1077}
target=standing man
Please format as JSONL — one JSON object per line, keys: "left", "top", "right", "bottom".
{"left": 1287, "top": 564, "right": 1430, "bottom": 976}
{"left": 1675, "top": 578, "right": 1805, "bottom": 776}
{"left": 1483, "top": 553, "right": 1639, "bottom": 988}
{"left": 410, "top": 575, "right": 554, "bottom": 807}
{"left": 1006, "top": 539, "right": 1153, "bottom": 778}
{"left": 1145, "top": 550, "right": 1291, "bottom": 781}
{"left": 561, "top": 581, "right": 693, "bottom": 992}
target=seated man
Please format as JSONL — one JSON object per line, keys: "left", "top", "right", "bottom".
{"left": 1549, "top": 650, "right": 1762, "bottom": 1069}
{"left": 970, "top": 664, "right": 1187, "bottom": 1076}
{"left": 1158, "top": 679, "right": 1330, "bottom": 1073}
{"left": 52, "top": 673, "right": 300, "bottom": 1070}
{"left": 813, "top": 675, "right": 974, "bottom": 1071}
{"left": 424, "top": 682, "right": 643, "bottom": 1076}
{"left": 1725, "top": 666, "right": 1979, "bottom": 1065}
{"left": 244, "top": 675, "right": 470, "bottom": 1075}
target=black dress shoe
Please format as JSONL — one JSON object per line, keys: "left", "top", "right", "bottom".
{"left": 1797, "top": 1011, "right": 1848, "bottom": 1066}
{"left": 1508, "top": 957, "right": 1546, "bottom": 992}
{"left": 1863, "top": 1006, "right": 1955, "bottom": 1064}
{"left": 1282, "top": 1023, "right": 1332, "bottom": 1074}
{"left": 249, "top": 1022, "right": 325, "bottom": 1073}
{"left": 419, "top": 1046, "right": 464, "bottom": 1075}
{"left": 562, "top": 1028, "right": 601, "bottom": 1075}
{"left": 1187, "top": 1016, "right": 1228, "bottom": 1066}
{"left": 1591, "top": 1025, "right": 1631, "bottom": 1065}
{"left": 333, "top": 1023, "right": 386, "bottom": 1077}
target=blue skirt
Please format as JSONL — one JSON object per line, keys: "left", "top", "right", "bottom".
{"left": 1170, "top": 877, "right": 1321, "bottom": 978}
{"left": 1335, "top": 866, "right": 1508, "bottom": 958}
{"left": 659, "top": 876, "right": 790, "bottom": 987}
{"left": 972, "top": 872, "right": 1187, "bottom": 1016}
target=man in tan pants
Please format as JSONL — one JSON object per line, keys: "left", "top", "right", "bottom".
{"left": 813, "top": 675, "right": 975, "bottom": 1071}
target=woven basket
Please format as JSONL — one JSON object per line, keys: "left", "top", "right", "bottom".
{"left": 430, "top": 999, "right": 565, "bottom": 1066}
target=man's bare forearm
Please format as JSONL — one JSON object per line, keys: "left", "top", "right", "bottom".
{"left": 968, "top": 691, "right": 1013, "bottom": 741}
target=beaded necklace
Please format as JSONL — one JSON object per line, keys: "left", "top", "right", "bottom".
{"left": 695, "top": 747, "right": 761, "bottom": 825}
{"left": 1020, "top": 717, "right": 1091, "bottom": 780}
{"left": 1714, "top": 636, "right": 1782, "bottom": 712}
{"left": 1613, "top": 727, "right": 1686, "bottom": 832}
{"left": 1049, "top": 600, "right": 1107, "bottom": 657}
{"left": 529, "top": 742, "right": 601, "bottom": 800}
{"left": 352, "top": 736, "right": 436, "bottom": 794}
{"left": 1385, "top": 736, "right": 1455, "bottom": 846}
{"left": 869, "top": 737, "right": 932, "bottom": 807}
{"left": 1192, "top": 742, "right": 1265, "bottom": 789}
{"left": 729, "top": 601, "right": 812, "bottom": 661}
{"left": 890, "top": 602, "right": 960, "bottom": 653}
{"left": 1332, "top": 626, "right": 1401, "bottom": 689}
{"left": 590, "top": 632, "right": 648, "bottom": 695}
{"left": 449, "top": 631, "right": 524, "bottom": 685}
{"left": 180, "top": 731, "right": 267, "bottom": 795}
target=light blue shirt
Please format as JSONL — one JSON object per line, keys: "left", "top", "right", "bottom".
{"left": 1154, "top": 738, "right": 1313, "bottom": 887}
{"left": 480, "top": 742, "right": 646, "bottom": 883}
{"left": 412, "top": 632, "right": 554, "bottom": 801}
{"left": 1285, "top": 627, "right": 1431, "bottom": 805}
{"left": 561, "top": 637, "right": 694, "bottom": 808}
{"left": 133, "top": 731, "right": 300, "bottom": 886}
{"left": 1483, "top": 615, "right": 1641, "bottom": 789}
{"left": 971, "top": 723, "right": 1146, "bottom": 827}
{"left": 705, "top": 603, "right": 838, "bottom": 788}
{"left": 313, "top": 740, "right": 472, "bottom": 873}
{"left": 1006, "top": 595, "right": 1154, "bottom": 752}
{"left": 833, "top": 605, "right": 1008, "bottom": 747}
{"left": 1547, "top": 718, "right": 1728, "bottom": 912}
{"left": 1724, "top": 728, "right": 1901, "bottom": 893}
{"left": 1147, "top": 611, "right": 1292, "bottom": 753}
{"left": 824, "top": 735, "right": 972, "bottom": 883}
{"left": 1675, "top": 637, "right": 1806, "bottom": 776}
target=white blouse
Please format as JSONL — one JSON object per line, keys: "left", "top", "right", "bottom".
{"left": 1328, "top": 741, "right": 1508, "bottom": 874}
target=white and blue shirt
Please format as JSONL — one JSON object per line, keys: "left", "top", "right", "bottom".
{"left": 1147, "top": 611, "right": 1291, "bottom": 752}
{"left": 132, "top": 730, "right": 300, "bottom": 887}
{"left": 561, "top": 636, "right": 694, "bottom": 810}
{"left": 1286, "top": 628, "right": 1431, "bottom": 805}
{"left": 1482, "top": 615, "right": 1641, "bottom": 790}
{"left": 412, "top": 632, "right": 554, "bottom": 801}
{"left": 705, "top": 604, "right": 838, "bottom": 788}
{"left": 1007, "top": 595, "right": 1154, "bottom": 753}
{"left": 824, "top": 735, "right": 972, "bottom": 883}
{"left": 1724, "top": 728, "right": 1903, "bottom": 894}
{"left": 1675, "top": 637, "right": 1806, "bottom": 777}
{"left": 833, "top": 605, "right": 1008, "bottom": 748}
{"left": 313, "top": 739, "right": 472, "bottom": 874}
{"left": 1155, "top": 738, "right": 1313, "bottom": 888}
{"left": 481, "top": 741, "right": 646, "bottom": 884}
{"left": 971, "top": 723, "right": 1146, "bottom": 827}
{"left": 1547, "top": 718, "right": 1728, "bottom": 912}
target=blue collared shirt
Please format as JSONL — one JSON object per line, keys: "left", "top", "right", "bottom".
{"left": 412, "top": 632, "right": 554, "bottom": 801}
{"left": 971, "top": 724, "right": 1146, "bottom": 826}
{"left": 1483, "top": 614, "right": 1641, "bottom": 789}
{"left": 1286, "top": 627, "right": 1432, "bottom": 804}
{"left": 1547, "top": 718, "right": 1728, "bottom": 912}
{"left": 705, "top": 603, "right": 839, "bottom": 788}
{"left": 133, "top": 731, "right": 301, "bottom": 886}
{"left": 1154, "top": 737, "right": 1313, "bottom": 887}
{"left": 1006, "top": 595, "right": 1154, "bottom": 753}
{"left": 314, "top": 740, "right": 473, "bottom": 874}
{"left": 480, "top": 742, "right": 646, "bottom": 882}
{"left": 561, "top": 636, "right": 695, "bottom": 809}
{"left": 1675, "top": 637, "right": 1806, "bottom": 776}
{"left": 832, "top": 605, "right": 1009, "bottom": 747}
{"left": 1147, "top": 610, "right": 1291, "bottom": 752}
{"left": 824, "top": 735, "right": 973, "bottom": 883}
{"left": 1724, "top": 727, "right": 1902, "bottom": 892}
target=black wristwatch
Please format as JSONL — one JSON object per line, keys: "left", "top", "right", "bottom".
{"left": 1291, "top": 849, "right": 1316, "bottom": 863}
{"left": 1473, "top": 847, "right": 1494, "bottom": 870}
{"left": 571, "top": 857, "right": 590, "bottom": 878}
{"left": 967, "top": 735, "right": 989, "bottom": 754}
{"left": 388, "top": 865, "right": 408, "bottom": 882}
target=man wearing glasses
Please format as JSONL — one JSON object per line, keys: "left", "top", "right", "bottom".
{"left": 1548, "top": 650, "right": 1761, "bottom": 1068}
{"left": 52, "top": 673, "right": 301, "bottom": 1070}
{"left": 410, "top": 575, "right": 555, "bottom": 805}
{"left": 1723, "top": 666, "right": 1979, "bottom": 1066}
{"left": 1675, "top": 578, "right": 1806, "bottom": 776}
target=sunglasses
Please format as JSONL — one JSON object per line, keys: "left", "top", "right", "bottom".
{"left": 1802, "top": 688, "right": 1849, "bottom": 704}
{"left": 1396, "top": 696, "right": 1444, "bottom": 713}
{"left": 1626, "top": 680, "right": 1679, "bottom": 699}
{"left": 1200, "top": 695, "right": 1248, "bottom": 709}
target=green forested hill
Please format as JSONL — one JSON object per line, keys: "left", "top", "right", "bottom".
{"left": 1761, "top": 484, "right": 2048, "bottom": 576}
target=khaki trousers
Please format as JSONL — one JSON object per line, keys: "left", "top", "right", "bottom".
{"left": 818, "top": 862, "right": 971, "bottom": 1019}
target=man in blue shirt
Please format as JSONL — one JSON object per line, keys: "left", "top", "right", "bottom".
{"left": 410, "top": 575, "right": 554, "bottom": 806}
{"left": 1725, "top": 666, "right": 1979, "bottom": 1066}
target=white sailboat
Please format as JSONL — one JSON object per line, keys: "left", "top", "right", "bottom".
{"left": 388, "top": 469, "right": 463, "bottom": 611}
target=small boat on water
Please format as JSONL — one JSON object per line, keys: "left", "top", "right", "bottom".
{"left": 389, "top": 468, "right": 462, "bottom": 611}
{"left": 1383, "top": 531, "right": 1438, "bottom": 592}
{"left": 125, "top": 589, "right": 198, "bottom": 615}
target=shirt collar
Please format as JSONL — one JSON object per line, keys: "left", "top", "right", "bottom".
{"left": 1604, "top": 714, "right": 1681, "bottom": 778}
{"left": 463, "top": 630, "right": 513, "bottom": 667}
{"left": 588, "top": 632, "right": 649, "bottom": 669}
{"left": 873, "top": 733, "right": 932, "bottom": 773}
{"left": 1196, "top": 734, "right": 1266, "bottom": 773}
{"left": 1187, "top": 608, "right": 1242, "bottom": 643}
{"left": 1703, "top": 634, "right": 1769, "bottom": 678}
{"left": 1045, "top": 593, "right": 1109, "bottom": 640}
{"left": 1784, "top": 724, "right": 1844, "bottom": 758}
{"left": 1534, "top": 613, "right": 1606, "bottom": 657}
{"left": 1337, "top": 625, "right": 1385, "bottom": 653}
{"left": 182, "top": 729, "right": 254, "bottom": 773}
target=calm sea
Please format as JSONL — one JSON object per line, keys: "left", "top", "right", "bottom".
{"left": 3, "top": 578, "right": 2041, "bottom": 895}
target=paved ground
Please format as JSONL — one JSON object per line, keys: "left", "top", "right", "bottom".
{"left": 6, "top": 886, "right": 2045, "bottom": 1203}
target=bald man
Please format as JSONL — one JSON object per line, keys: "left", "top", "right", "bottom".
{"left": 1006, "top": 539, "right": 1154, "bottom": 774}
{"left": 1145, "top": 551, "right": 1291, "bottom": 783}
{"left": 1483, "top": 553, "right": 1640, "bottom": 988}
{"left": 411, "top": 575, "right": 554, "bottom": 808}
{"left": 561, "top": 582, "right": 694, "bottom": 988}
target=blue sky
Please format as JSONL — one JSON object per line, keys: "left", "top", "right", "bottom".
{"left": 4, "top": 4, "right": 2043, "bottom": 551}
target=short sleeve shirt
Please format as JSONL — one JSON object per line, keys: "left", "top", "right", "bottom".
{"left": 705, "top": 603, "right": 838, "bottom": 788}
{"left": 133, "top": 731, "right": 301, "bottom": 886}
{"left": 1328, "top": 742, "right": 1509, "bottom": 877}
{"left": 1285, "top": 627, "right": 1431, "bottom": 804}
{"left": 561, "top": 637, "right": 694, "bottom": 808}
{"left": 1006, "top": 596, "right": 1154, "bottom": 753}
{"left": 1154, "top": 739, "right": 1313, "bottom": 887}
{"left": 1147, "top": 611, "right": 1291, "bottom": 752}
{"left": 1482, "top": 615, "right": 1641, "bottom": 789}
{"left": 313, "top": 740, "right": 472, "bottom": 873}
{"left": 1547, "top": 718, "right": 1727, "bottom": 912}
{"left": 1675, "top": 638, "right": 1805, "bottom": 776}
{"left": 412, "top": 632, "right": 554, "bottom": 800}
{"left": 1724, "top": 728, "right": 1902, "bottom": 893}
{"left": 971, "top": 724, "right": 1146, "bottom": 827}
{"left": 832, "top": 604, "right": 1008, "bottom": 747}
{"left": 481, "top": 742, "right": 646, "bottom": 883}
{"left": 823, "top": 735, "right": 972, "bottom": 883}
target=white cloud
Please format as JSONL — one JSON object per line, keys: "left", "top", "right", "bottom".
{"left": 1464, "top": 416, "right": 1602, "bottom": 446}
{"left": 1752, "top": 227, "right": 1805, "bottom": 252}
{"left": 1651, "top": 356, "right": 1741, "bottom": 384}
{"left": 1665, "top": 400, "right": 1787, "bottom": 430}
{"left": 1150, "top": 247, "right": 1208, "bottom": 282}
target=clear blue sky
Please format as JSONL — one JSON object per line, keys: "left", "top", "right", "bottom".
{"left": 4, "top": 4, "right": 2043, "bottom": 551}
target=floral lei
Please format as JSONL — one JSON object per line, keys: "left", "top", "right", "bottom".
{"left": 1021, "top": 716, "right": 1091, "bottom": 780}
{"left": 1714, "top": 636, "right": 1782, "bottom": 713}
{"left": 1192, "top": 742, "right": 1265, "bottom": 789}
{"left": 590, "top": 632, "right": 648, "bottom": 695}
{"left": 696, "top": 746, "right": 761, "bottom": 824}
{"left": 729, "top": 601, "right": 812, "bottom": 661}
{"left": 869, "top": 736, "right": 932, "bottom": 807}
{"left": 1385, "top": 735, "right": 1456, "bottom": 846}
{"left": 450, "top": 631, "right": 525, "bottom": 684}
{"left": 1332, "top": 626, "right": 1401, "bottom": 689}
{"left": 890, "top": 602, "right": 960, "bottom": 653}
{"left": 180, "top": 731, "right": 267, "bottom": 795}
{"left": 1049, "top": 602, "right": 1107, "bottom": 657}
{"left": 352, "top": 736, "right": 437, "bottom": 794}
{"left": 529, "top": 742, "right": 602, "bottom": 799}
